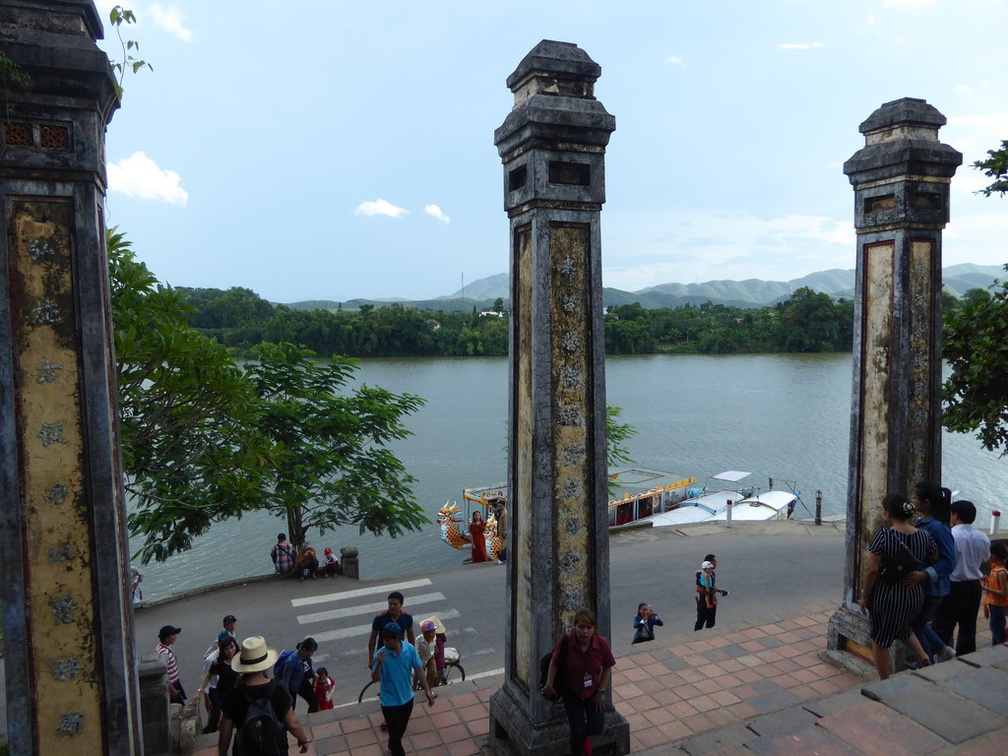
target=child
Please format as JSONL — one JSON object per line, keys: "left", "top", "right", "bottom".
{"left": 982, "top": 541, "right": 1008, "bottom": 645}
{"left": 314, "top": 666, "right": 335, "bottom": 710}
{"left": 323, "top": 547, "right": 340, "bottom": 578}
{"left": 699, "top": 561, "right": 718, "bottom": 610}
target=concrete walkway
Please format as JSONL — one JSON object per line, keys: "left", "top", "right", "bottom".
{"left": 189, "top": 599, "right": 1008, "bottom": 755}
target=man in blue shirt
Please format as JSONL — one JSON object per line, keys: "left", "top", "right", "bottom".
{"left": 371, "top": 623, "right": 435, "bottom": 756}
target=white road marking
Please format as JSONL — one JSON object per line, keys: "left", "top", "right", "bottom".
{"left": 290, "top": 578, "right": 433, "bottom": 607}
{"left": 308, "top": 608, "right": 461, "bottom": 644}
{"left": 297, "top": 592, "right": 446, "bottom": 624}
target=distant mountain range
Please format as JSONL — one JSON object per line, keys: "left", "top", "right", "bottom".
{"left": 284, "top": 264, "right": 1004, "bottom": 312}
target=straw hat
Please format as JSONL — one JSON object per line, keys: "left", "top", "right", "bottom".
{"left": 421, "top": 615, "right": 447, "bottom": 634}
{"left": 231, "top": 636, "right": 279, "bottom": 673}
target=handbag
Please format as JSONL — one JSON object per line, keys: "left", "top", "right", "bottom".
{"left": 539, "top": 634, "right": 568, "bottom": 702}
{"left": 879, "top": 533, "right": 921, "bottom": 583}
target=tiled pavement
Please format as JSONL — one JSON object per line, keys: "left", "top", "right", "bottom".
{"left": 192, "top": 602, "right": 1008, "bottom": 755}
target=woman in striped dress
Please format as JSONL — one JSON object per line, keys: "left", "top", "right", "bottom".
{"left": 859, "top": 492, "right": 937, "bottom": 679}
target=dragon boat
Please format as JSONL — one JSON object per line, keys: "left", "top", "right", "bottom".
{"left": 436, "top": 468, "right": 697, "bottom": 557}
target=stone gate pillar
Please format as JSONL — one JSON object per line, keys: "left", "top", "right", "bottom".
{"left": 488, "top": 40, "right": 628, "bottom": 755}
{"left": 0, "top": 2, "right": 141, "bottom": 754}
{"left": 827, "top": 98, "right": 961, "bottom": 673}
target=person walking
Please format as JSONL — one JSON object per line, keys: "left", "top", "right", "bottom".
{"left": 907, "top": 481, "right": 957, "bottom": 663}
{"left": 371, "top": 622, "right": 436, "bottom": 756}
{"left": 694, "top": 554, "right": 727, "bottom": 631}
{"left": 933, "top": 500, "right": 990, "bottom": 656}
{"left": 367, "top": 591, "right": 415, "bottom": 667}
{"left": 154, "top": 624, "right": 186, "bottom": 703}
{"left": 274, "top": 637, "right": 319, "bottom": 713}
{"left": 859, "top": 492, "right": 935, "bottom": 680}
{"left": 217, "top": 635, "right": 311, "bottom": 755}
{"left": 541, "top": 609, "right": 615, "bottom": 756}
{"left": 192, "top": 636, "right": 239, "bottom": 734}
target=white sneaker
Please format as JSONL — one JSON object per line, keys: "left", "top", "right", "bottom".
{"left": 936, "top": 646, "right": 956, "bottom": 663}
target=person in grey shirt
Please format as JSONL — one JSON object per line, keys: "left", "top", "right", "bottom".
{"left": 934, "top": 500, "right": 990, "bottom": 656}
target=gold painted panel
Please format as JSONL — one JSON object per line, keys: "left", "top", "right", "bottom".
{"left": 513, "top": 224, "right": 532, "bottom": 686}
{"left": 549, "top": 223, "right": 593, "bottom": 629}
{"left": 10, "top": 201, "right": 102, "bottom": 749}
{"left": 858, "top": 242, "right": 894, "bottom": 562}
{"left": 907, "top": 241, "right": 933, "bottom": 484}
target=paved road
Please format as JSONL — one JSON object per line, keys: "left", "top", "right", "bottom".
{"left": 131, "top": 520, "right": 846, "bottom": 708}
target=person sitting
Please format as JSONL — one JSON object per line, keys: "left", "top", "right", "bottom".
{"left": 415, "top": 620, "right": 439, "bottom": 689}
{"left": 323, "top": 547, "right": 341, "bottom": 578}
{"left": 271, "top": 533, "right": 296, "bottom": 574}
{"left": 632, "top": 602, "right": 663, "bottom": 644}
{"left": 295, "top": 544, "right": 319, "bottom": 582}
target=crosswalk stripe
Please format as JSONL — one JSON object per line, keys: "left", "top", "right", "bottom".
{"left": 296, "top": 592, "right": 446, "bottom": 625}
{"left": 309, "top": 608, "right": 462, "bottom": 645}
{"left": 289, "top": 578, "right": 433, "bottom": 608}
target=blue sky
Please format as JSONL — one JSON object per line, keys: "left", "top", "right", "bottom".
{"left": 95, "top": 0, "right": 1008, "bottom": 303}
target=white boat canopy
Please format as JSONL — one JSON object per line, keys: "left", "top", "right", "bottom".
{"left": 711, "top": 470, "right": 751, "bottom": 483}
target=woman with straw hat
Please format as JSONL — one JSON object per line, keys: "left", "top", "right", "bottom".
{"left": 217, "top": 636, "right": 311, "bottom": 754}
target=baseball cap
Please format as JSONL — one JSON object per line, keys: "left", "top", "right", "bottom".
{"left": 420, "top": 620, "right": 436, "bottom": 634}
{"left": 223, "top": 614, "right": 237, "bottom": 624}
{"left": 382, "top": 622, "right": 402, "bottom": 639}
{"left": 158, "top": 625, "right": 181, "bottom": 641}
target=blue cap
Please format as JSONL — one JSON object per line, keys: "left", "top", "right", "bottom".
{"left": 382, "top": 622, "right": 402, "bottom": 639}
{"left": 218, "top": 631, "right": 233, "bottom": 642}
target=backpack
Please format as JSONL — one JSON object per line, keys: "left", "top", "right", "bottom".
{"left": 232, "top": 679, "right": 286, "bottom": 756}
{"left": 539, "top": 634, "right": 568, "bottom": 702}
{"left": 272, "top": 650, "right": 297, "bottom": 685}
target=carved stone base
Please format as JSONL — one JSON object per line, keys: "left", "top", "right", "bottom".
{"left": 490, "top": 684, "right": 629, "bottom": 756}
{"left": 827, "top": 604, "right": 914, "bottom": 678}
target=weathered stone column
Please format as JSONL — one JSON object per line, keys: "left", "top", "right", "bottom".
{"left": 488, "top": 40, "right": 628, "bottom": 755}
{"left": 0, "top": 2, "right": 141, "bottom": 753}
{"left": 827, "top": 98, "right": 961, "bottom": 673}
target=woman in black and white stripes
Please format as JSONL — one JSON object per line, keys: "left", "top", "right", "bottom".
{"left": 859, "top": 492, "right": 937, "bottom": 680}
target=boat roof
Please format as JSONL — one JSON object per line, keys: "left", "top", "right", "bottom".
{"left": 711, "top": 470, "right": 751, "bottom": 483}
{"left": 703, "top": 489, "right": 797, "bottom": 521}
{"left": 646, "top": 490, "right": 744, "bottom": 527}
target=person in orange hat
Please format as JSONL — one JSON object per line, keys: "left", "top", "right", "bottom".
{"left": 323, "top": 546, "right": 341, "bottom": 578}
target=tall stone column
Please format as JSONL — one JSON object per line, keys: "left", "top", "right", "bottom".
{"left": 0, "top": 2, "right": 141, "bottom": 754}
{"left": 827, "top": 98, "right": 961, "bottom": 672}
{"left": 488, "top": 41, "right": 628, "bottom": 755}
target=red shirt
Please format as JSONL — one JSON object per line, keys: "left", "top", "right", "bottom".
{"left": 552, "top": 631, "right": 615, "bottom": 701}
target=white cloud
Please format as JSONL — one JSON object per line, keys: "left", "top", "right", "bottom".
{"left": 424, "top": 204, "right": 451, "bottom": 223}
{"left": 665, "top": 56, "right": 686, "bottom": 68}
{"left": 354, "top": 199, "right": 409, "bottom": 218}
{"left": 107, "top": 151, "right": 188, "bottom": 204}
{"left": 147, "top": 4, "right": 194, "bottom": 42}
{"left": 776, "top": 42, "right": 824, "bottom": 51}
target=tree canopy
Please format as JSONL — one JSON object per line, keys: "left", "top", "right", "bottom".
{"left": 111, "top": 231, "right": 428, "bottom": 562}
{"left": 940, "top": 138, "right": 1008, "bottom": 456}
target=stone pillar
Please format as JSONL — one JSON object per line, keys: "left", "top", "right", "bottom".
{"left": 827, "top": 98, "right": 961, "bottom": 672}
{"left": 0, "top": 2, "right": 141, "bottom": 753}
{"left": 488, "top": 40, "right": 628, "bottom": 755}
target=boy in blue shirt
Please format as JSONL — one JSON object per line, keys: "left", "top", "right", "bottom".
{"left": 372, "top": 623, "right": 436, "bottom": 756}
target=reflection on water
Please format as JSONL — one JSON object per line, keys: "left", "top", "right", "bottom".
{"left": 131, "top": 353, "right": 1008, "bottom": 599}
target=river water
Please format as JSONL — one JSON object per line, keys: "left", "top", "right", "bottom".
{"left": 130, "top": 353, "right": 1008, "bottom": 600}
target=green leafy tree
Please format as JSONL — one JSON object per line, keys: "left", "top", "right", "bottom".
{"left": 245, "top": 342, "right": 427, "bottom": 548}
{"left": 973, "top": 140, "right": 1008, "bottom": 197}
{"left": 606, "top": 405, "right": 637, "bottom": 470}
{"left": 110, "top": 230, "right": 271, "bottom": 563}
{"left": 943, "top": 267, "right": 1008, "bottom": 456}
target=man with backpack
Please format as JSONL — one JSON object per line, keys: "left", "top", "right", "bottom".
{"left": 218, "top": 635, "right": 311, "bottom": 755}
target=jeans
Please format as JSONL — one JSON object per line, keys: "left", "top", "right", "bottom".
{"left": 990, "top": 605, "right": 1007, "bottom": 646}
{"left": 562, "top": 691, "right": 605, "bottom": 756}
{"left": 911, "top": 594, "right": 947, "bottom": 657}
{"left": 381, "top": 699, "right": 415, "bottom": 756}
